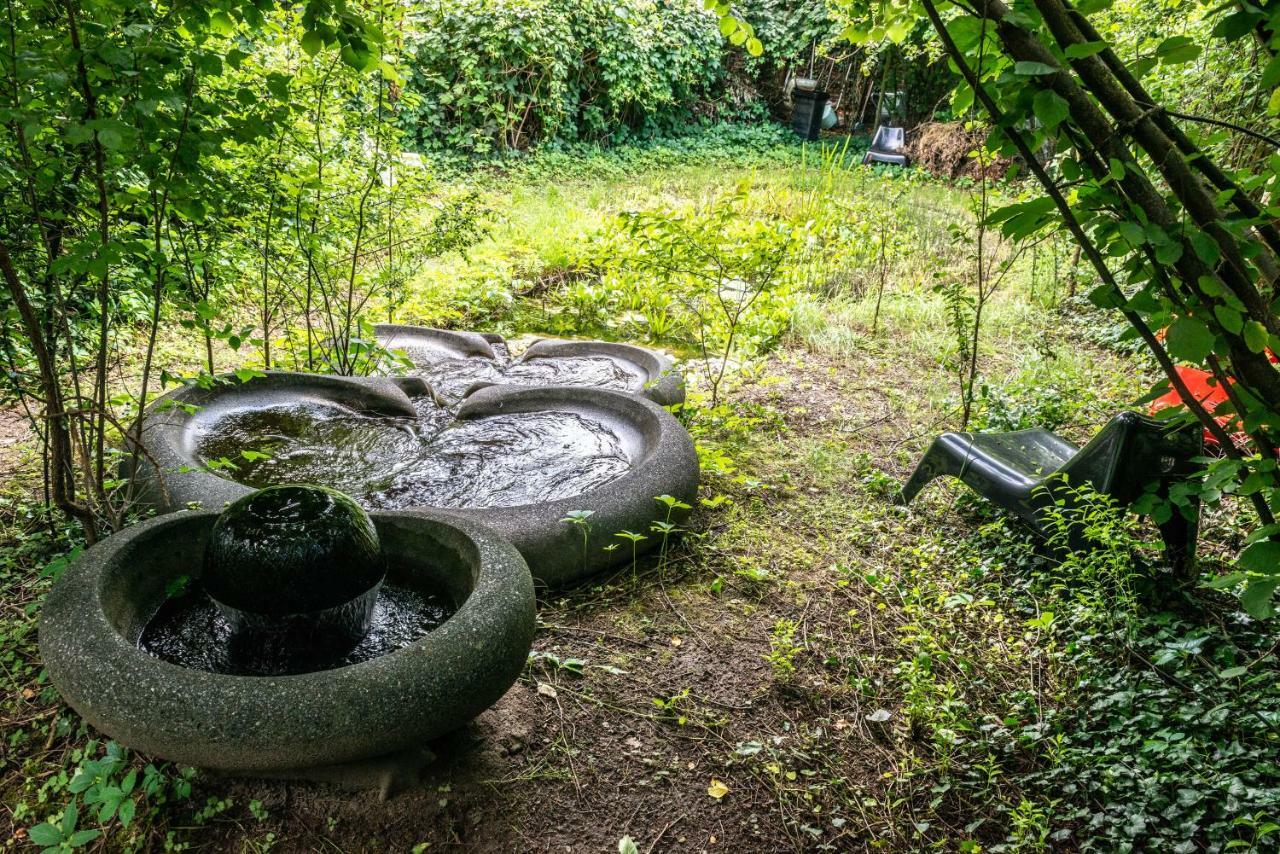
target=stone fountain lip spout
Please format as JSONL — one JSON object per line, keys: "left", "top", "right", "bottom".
{"left": 38, "top": 509, "right": 536, "bottom": 774}
{"left": 130, "top": 376, "right": 700, "bottom": 588}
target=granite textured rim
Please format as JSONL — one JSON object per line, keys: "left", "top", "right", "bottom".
{"left": 374, "top": 323, "right": 686, "bottom": 407}
{"left": 39, "top": 509, "right": 536, "bottom": 773}
{"left": 130, "top": 374, "right": 699, "bottom": 587}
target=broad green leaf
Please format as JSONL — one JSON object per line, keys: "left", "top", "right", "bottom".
{"left": 1033, "top": 90, "right": 1070, "bottom": 127}
{"left": 1244, "top": 320, "right": 1269, "bottom": 353}
{"left": 1215, "top": 305, "right": 1244, "bottom": 334}
{"left": 27, "top": 824, "right": 62, "bottom": 847}
{"left": 1191, "top": 231, "right": 1221, "bottom": 266}
{"left": 1165, "top": 317, "right": 1215, "bottom": 363}
{"left": 746, "top": 37, "right": 763, "bottom": 57}
{"left": 1065, "top": 41, "right": 1108, "bottom": 59}
{"left": 1241, "top": 578, "right": 1278, "bottom": 619}
{"left": 1014, "top": 61, "right": 1057, "bottom": 76}
{"left": 301, "top": 30, "right": 325, "bottom": 56}
{"left": 1239, "top": 539, "right": 1280, "bottom": 575}
{"left": 1157, "top": 36, "right": 1201, "bottom": 65}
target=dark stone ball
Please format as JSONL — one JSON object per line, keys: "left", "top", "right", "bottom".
{"left": 204, "top": 485, "right": 384, "bottom": 616}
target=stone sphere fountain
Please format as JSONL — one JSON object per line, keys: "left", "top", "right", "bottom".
{"left": 203, "top": 485, "right": 387, "bottom": 664}
{"left": 40, "top": 486, "right": 536, "bottom": 791}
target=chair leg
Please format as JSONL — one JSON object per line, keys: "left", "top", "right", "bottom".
{"left": 898, "top": 438, "right": 961, "bottom": 505}
{"left": 1157, "top": 496, "right": 1201, "bottom": 580}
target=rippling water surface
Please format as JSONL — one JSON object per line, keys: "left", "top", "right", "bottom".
{"left": 406, "top": 346, "right": 641, "bottom": 404}
{"left": 195, "top": 401, "right": 630, "bottom": 508}
{"left": 139, "top": 583, "right": 454, "bottom": 676}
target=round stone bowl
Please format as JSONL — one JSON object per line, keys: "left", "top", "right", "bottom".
{"left": 374, "top": 324, "right": 685, "bottom": 407}
{"left": 130, "top": 375, "right": 699, "bottom": 587}
{"left": 39, "top": 509, "right": 535, "bottom": 773}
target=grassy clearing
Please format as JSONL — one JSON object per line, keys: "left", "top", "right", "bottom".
{"left": 3, "top": 127, "right": 1276, "bottom": 852}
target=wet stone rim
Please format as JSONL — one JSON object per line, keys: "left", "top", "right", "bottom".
{"left": 131, "top": 375, "right": 699, "bottom": 587}
{"left": 39, "top": 509, "right": 537, "bottom": 773}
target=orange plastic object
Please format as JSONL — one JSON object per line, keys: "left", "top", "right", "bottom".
{"left": 1149, "top": 366, "right": 1235, "bottom": 445}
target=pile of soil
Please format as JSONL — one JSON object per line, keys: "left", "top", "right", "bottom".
{"left": 906, "top": 121, "right": 1014, "bottom": 180}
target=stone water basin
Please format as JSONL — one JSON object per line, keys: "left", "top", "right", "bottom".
{"left": 132, "top": 372, "right": 698, "bottom": 586}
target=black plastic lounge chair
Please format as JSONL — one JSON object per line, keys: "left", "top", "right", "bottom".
{"left": 863, "top": 126, "right": 908, "bottom": 167}
{"left": 899, "top": 412, "right": 1202, "bottom": 568}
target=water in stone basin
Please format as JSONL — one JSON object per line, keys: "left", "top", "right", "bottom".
{"left": 400, "top": 344, "right": 641, "bottom": 405}
{"left": 194, "top": 399, "right": 630, "bottom": 508}
{"left": 140, "top": 582, "right": 453, "bottom": 676}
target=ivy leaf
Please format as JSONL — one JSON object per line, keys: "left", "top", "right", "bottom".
{"left": 1033, "top": 90, "right": 1070, "bottom": 127}
{"left": 1014, "top": 61, "right": 1057, "bottom": 76}
{"left": 1165, "top": 317, "right": 1215, "bottom": 363}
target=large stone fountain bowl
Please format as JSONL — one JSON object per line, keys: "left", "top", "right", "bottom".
{"left": 452, "top": 384, "right": 699, "bottom": 586}
{"left": 130, "top": 375, "right": 699, "bottom": 587}
{"left": 39, "top": 509, "right": 535, "bottom": 774}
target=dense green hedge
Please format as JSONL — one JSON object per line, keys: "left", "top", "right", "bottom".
{"left": 399, "top": 0, "right": 724, "bottom": 152}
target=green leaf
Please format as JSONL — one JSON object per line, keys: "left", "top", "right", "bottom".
{"left": 1241, "top": 578, "right": 1278, "bottom": 619}
{"left": 1165, "top": 317, "right": 1215, "bottom": 363}
{"left": 1117, "top": 220, "right": 1145, "bottom": 246}
{"left": 1239, "top": 539, "right": 1280, "bottom": 575}
{"left": 1212, "top": 10, "right": 1262, "bottom": 41}
{"left": 1262, "top": 53, "right": 1280, "bottom": 88}
{"left": 27, "top": 824, "right": 62, "bottom": 847}
{"left": 1014, "top": 61, "right": 1057, "bottom": 76}
{"left": 1244, "top": 320, "right": 1269, "bottom": 353}
{"left": 746, "top": 37, "right": 763, "bottom": 57}
{"left": 1215, "top": 305, "right": 1244, "bottom": 334}
{"left": 1065, "top": 41, "right": 1108, "bottom": 59}
{"left": 1268, "top": 87, "right": 1280, "bottom": 116}
{"left": 1191, "top": 231, "right": 1221, "bottom": 266}
{"left": 61, "top": 803, "right": 78, "bottom": 835}
{"left": 1206, "top": 571, "right": 1248, "bottom": 590}
{"left": 69, "top": 829, "right": 102, "bottom": 847}
{"left": 1156, "top": 36, "right": 1201, "bottom": 65}
{"left": 209, "top": 11, "right": 235, "bottom": 36}
{"left": 1033, "top": 90, "right": 1070, "bottom": 127}
{"left": 718, "top": 16, "right": 735, "bottom": 37}
{"left": 301, "top": 30, "right": 324, "bottom": 56}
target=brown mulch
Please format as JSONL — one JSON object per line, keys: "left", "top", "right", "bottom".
{"left": 906, "top": 121, "right": 1014, "bottom": 181}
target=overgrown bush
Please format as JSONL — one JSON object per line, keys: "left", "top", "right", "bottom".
{"left": 400, "top": 0, "right": 724, "bottom": 153}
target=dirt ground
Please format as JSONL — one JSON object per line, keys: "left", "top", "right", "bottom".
{"left": 133, "top": 344, "right": 965, "bottom": 854}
